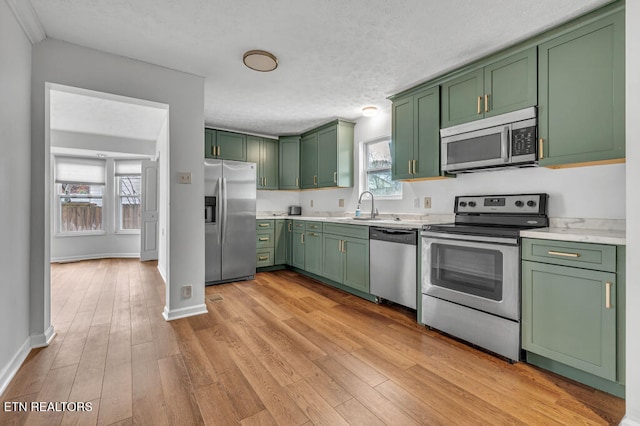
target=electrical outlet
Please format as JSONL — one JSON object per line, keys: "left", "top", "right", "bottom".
{"left": 424, "top": 197, "right": 432, "bottom": 209}
{"left": 177, "top": 172, "right": 192, "bottom": 184}
{"left": 310, "top": 199, "right": 314, "bottom": 207}
{"left": 338, "top": 199, "right": 344, "bottom": 207}
{"left": 182, "top": 285, "right": 192, "bottom": 299}
{"left": 414, "top": 198, "right": 420, "bottom": 208}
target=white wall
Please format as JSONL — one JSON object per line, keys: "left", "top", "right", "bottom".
{"left": 257, "top": 189, "right": 300, "bottom": 213}
{"left": 0, "top": 0, "right": 33, "bottom": 392}
{"left": 299, "top": 105, "right": 626, "bottom": 220}
{"left": 51, "top": 130, "right": 156, "bottom": 157}
{"left": 31, "top": 39, "right": 206, "bottom": 336}
{"left": 624, "top": 1, "right": 640, "bottom": 423}
{"left": 157, "top": 117, "right": 169, "bottom": 281}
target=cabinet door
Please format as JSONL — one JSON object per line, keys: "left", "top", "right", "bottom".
{"left": 246, "top": 136, "right": 262, "bottom": 187}
{"left": 391, "top": 96, "right": 415, "bottom": 180}
{"left": 342, "top": 237, "right": 369, "bottom": 293}
{"left": 262, "top": 139, "right": 279, "bottom": 189}
{"left": 274, "top": 220, "right": 287, "bottom": 265}
{"left": 279, "top": 136, "right": 300, "bottom": 189}
{"left": 317, "top": 126, "right": 338, "bottom": 187}
{"left": 440, "top": 68, "right": 484, "bottom": 127}
{"left": 216, "top": 131, "right": 247, "bottom": 161}
{"left": 204, "top": 129, "right": 216, "bottom": 158}
{"left": 538, "top": 12, "right": 624, "bottom": 167}
{"left": 292, "top": 230, "right": 305, "bottom": 269}
{"left": 304, "top": 232, "right": 323, "bottom": 275}
{"left": 284, "top": 220, "right": 292, "bottom": 265}
{"left": 322, "top": 234, "right": 344, "bottom": 283}
{"left": 522, "top": 260, "right": 617, "bottom": 380}
{"left": 413, "top": 87, "right": 441, "bottom": 179}
{"left": 484, "top": 47, "right": 537, "bottom": 117}
{"left": 300, "top": 133, "right": 318, "bottom": 188}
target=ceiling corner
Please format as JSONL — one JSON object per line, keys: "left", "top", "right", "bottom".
{"left": 5, "top": 0, "right": 46, "bottom": 44}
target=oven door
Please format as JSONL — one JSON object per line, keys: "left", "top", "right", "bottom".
{"left": 441, "top": 124, "right": 510, "bottom": 173}
{"left": 422, "top": 234, "right": 520, "bottom": 320}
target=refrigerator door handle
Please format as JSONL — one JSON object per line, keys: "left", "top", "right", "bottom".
{"left": 217, "top": 177, "right": 223, "bottom": 245}
{"left": 221, "top": 177, "right": 228, "bottom": 245}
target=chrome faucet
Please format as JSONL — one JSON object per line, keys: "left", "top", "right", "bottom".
{"left": 357, "top": 191, "right": 378, "bottom": 219}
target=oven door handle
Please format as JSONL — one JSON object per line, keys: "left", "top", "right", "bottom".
{"left": 502, "top": 125, "right": 510, "bottom": 163}
{"left": 421, "top": 231, "right": 518, "bottom": 246}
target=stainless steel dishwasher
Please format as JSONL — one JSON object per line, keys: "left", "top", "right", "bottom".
{"left": 369, "top": 227, "right": 418, "bottom": 309}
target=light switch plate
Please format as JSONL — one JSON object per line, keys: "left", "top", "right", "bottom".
{"left": 177, "top": 172, "right": 192, "bottom": 184}
{"left": 424, "top": 197, "right": 432, "bottom": 209}
{"left": 338, "top": 199, "right": 344, "bottom": 207}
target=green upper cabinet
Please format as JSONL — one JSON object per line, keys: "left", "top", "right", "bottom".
{"left": 538, "top": 10, "right": 625, "bottom": 167}
{"left": 300, "top": 133, "right": 318, "bottom": 189}
{"left": 279, "top": 136, "right": 301, "bottom": 189}
{"left": 441, "top": 47, "right": 537, "bottom": 128}
{"left": 391, "top": 86, "right": 441, "bottom": 180}
{"left": 247, "top": 136, "right": 278, "bottom": 190}
{"left": 205, "top": 129, "right": 247, "bottom": 161}
{"left": 300, "top": 120, "right": 354, "bottom": 189}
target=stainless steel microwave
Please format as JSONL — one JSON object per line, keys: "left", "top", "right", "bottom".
{"left": 440, "top": 107, "right": 537, "bottom": 173}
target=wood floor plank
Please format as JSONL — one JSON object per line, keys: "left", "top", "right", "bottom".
{"left": 218, "top": 365, "right": 266, "bottom": 420}
{"left": 25, "top": 364, "right": 78, "bottom": 426}
{"left": 178, "top": 338, "right": 218, "bottom": 389}
{"left": 239, "top": 409, "right": 277, "bottom": 426}
{"left": 158, "top": 355, "right": 205, "bottom": 426}
{"left": 147, "top": 306, "right": 180, "bottom": 360}
{"left": 68, "top": 324, "right": 110, "bottom": 402}
{"left": 193, "top": 381, "right": 241, "bottom": 426}
{"left": 131, "top": 342, "right": 170, "bottom": 426}
{"left": 60, "top": 398, "right": 100, "bottom": 426}
{"left": 334, "top": 398, "right": 385, "bottom": 426}
{"left": 97, "top": 329, "right": 132, "bottom": 426}
{"left": 285, "top": 379, "right": 350, "bottom": 426}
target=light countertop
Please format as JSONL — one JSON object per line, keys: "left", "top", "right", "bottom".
{"left": 520, "top": 218, "right": 626, "bottom": 245}
{"left": 256, "top": 214, "right": 453, "bottom": 229}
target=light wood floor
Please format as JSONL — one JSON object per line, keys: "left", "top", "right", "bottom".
{"left": 1, "top": 259, "right": 625, "bottom": 425}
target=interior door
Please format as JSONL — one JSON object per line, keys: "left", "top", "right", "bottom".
{"left": 140, "top": 159, "right": 158, "bottom": 261}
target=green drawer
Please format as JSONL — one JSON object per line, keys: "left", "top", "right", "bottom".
{"left": 256, "top": 230, "right": 274, "bottom": 248}
{"left": 305, "top": 221, "right": 323, "bottom": 232}
{"left": 256, "top": 248, "right": 274, "bottom": 267}
{"left": 292, "top": 220, "right": 306, "bottom": 230}
{"left": 256, "top": 220, "right": 274, "bottom": 230}
{"left": 323, "top": 222, "right": 369, "bottom": 239}
{"left": 521, "top": 238, "right": 616, "bottom": 273}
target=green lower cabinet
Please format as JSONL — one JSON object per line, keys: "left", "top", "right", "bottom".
{"left": 274, "top": 220, "right": 288, "bottom": 265}
{"left": 321, "top": 233, "right": 369, "bottom": 293}
{"left": 256, "top": 249, "right": 274, "bottom": 268}
{"left": 292, "top": 230, "right": 305, "bottom": 269}
{"left": 304, "top": 231, "right": 323, "bottom": 276}
{"left": 522, "top": 260, "right": 616, "bottom": 381}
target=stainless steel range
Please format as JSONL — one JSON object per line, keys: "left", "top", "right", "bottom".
{"left": 421, "top": 193, "right": 548, "bottom": 362}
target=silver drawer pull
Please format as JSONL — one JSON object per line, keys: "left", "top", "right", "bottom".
{"left": 605, "top": 282, "right": 612, "bottom": 309}
{"left": 548, "top": 250, "right": 580, "bottom": 258}
{"left": 258, "top": 256, "right": 268, "bottom": 261}
{"left": 258, "top": 237, "right": 269, "bottom": 241}
{"left": 258, "top": 223, "right": 269, "bottom": 227}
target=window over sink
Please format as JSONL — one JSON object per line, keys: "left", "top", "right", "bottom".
{"left": 362, "top": 138, "right": 402, "bottom": 199}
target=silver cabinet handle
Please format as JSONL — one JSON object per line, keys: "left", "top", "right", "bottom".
{"left": 605, "top": 282, "right": 612, "bottom": 309}
{"left": 548, "top": 250, "right": 580, "bottom": 258}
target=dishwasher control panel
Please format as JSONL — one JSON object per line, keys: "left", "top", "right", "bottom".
{"left": 369, "top": 227, "right": 417, "bottom": 245}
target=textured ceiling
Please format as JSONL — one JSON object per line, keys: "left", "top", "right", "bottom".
{"left": 31, "top": 0, "right": 612, "bottom": 137}
{"left": 50, "top": 90, "right": 168, "bottom": 141}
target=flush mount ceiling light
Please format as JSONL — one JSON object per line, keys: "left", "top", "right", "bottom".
{"left": 362, "top": 106, "right": 378, "bottom": 117}
{"left": 243, "top": 50, "right": 278, "bottom": 72}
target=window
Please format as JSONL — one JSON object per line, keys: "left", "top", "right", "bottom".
{"left": 363, "top": 138, "right": 402, "bottom": 198}
{"left": 115, "top": 160, "right": 142, "bottom": 231}
{"left": 55, "top": 156, "right": 106, "bottom": 233}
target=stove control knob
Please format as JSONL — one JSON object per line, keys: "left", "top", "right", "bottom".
{"left": 515, "top": 200, "right": 524, "bottom": 207}
{"left": 468, "top": 201, "right": 476, "bottom": 207}
{"left": 459, "top": 201, "right": 467, "bottom": 207}
{"left": 527, "top": 200, "right": 537, "bottom": 207}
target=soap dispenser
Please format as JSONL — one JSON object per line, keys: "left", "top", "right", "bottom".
{"left": 355, "top": 204, "right": 361, "bottom": 218}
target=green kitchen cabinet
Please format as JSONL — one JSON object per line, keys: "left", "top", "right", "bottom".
{"left": 322, "top": 225, "right": 369, "bottom": 293}
{"left": 300, "top": 133, "right": 318, "bottom": 189}
{"left": 440, "top": 47, "right": 537, "bottom": 128}
{"left": 248, "top": 136, "right": 279, "bottom": 190}
{"left": 538, "top": 11, "right": 625, "bottom": 167}
{"left": 274, "top": 219, "right": 288, "bottom": 265}
{"left": 292, "top": 228, "right": 305, "bottom": 269}
{"left": 205, "top": 129, "right": 247, "bottom": 161}
{"left": 279, "top": 136, "right": 301, "bottom": 189}
{"left": 300, "top": 120, "right": 354, "bottom": 189}
{"left": 521, "top": 238, "right": 625, "bottom": 396}
{"left": 255, "top": 220, "right": 275, "bottom": 268}
{"left": 391, "top": 86, "right": 441, "bottom": 180}
{"left": 304, "top": 230, "right": 323, "bottom": 276}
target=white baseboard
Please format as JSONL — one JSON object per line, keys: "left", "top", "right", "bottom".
{"left": 30, "top": 325, "right": 56, "bottom": 348}
{"left": 621, "top": 416, "right": 640, "bottom": 426}
{"left": 51, "top": 253, "right": 139, "bottom": 263}
{"left": 157, "top": 264, "right": 167, "bottom": 283}
{"left": 0, "top": 337, "right": 31, "bottom": 397}
{"left": 162, "top": 304, "right": 207, "bottom": 321}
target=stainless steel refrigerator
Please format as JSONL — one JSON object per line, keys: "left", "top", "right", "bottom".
{"left": 204, "top": 159, "right": 256, "bottom": 285}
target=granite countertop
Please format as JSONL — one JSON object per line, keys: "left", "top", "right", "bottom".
{"left": 519, "top": 218, "right": 626, "bottom": 245}
{"left": 256, "top": 213, "right": 454, "bottom": 229}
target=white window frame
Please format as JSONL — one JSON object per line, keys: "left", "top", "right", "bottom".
{"left": 360, "top": 137, "right": 402, "bottom": 200}
{"left": 116, "top": 174, "right": 142, "bottom": 234}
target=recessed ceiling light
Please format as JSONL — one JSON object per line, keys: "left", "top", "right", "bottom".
{"left": 243, "top": 50, "right": 278, "bottom": 72}
{"left": 362, "top": 106, "right": 378, "bottom": 117}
